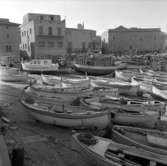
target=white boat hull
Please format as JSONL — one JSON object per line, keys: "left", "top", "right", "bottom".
{"left": 21, "top": 99, "right": 110, "bottom": 129}
{"left": 113, "top": 113, "right": 158, "bottom": 128}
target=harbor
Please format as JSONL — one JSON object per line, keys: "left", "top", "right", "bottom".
{"left": 0, "top": 1, "right": 167, "bottom": 165}
{"left": 1, "top": 58, "right": 167, "bottom": 165}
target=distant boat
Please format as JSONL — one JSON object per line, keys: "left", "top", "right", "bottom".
{"left": 72, "top": 132, "right": 167, "bottom": 166}
{"left": 21, "top": 59, "right": 72, "bottom": 74}
{"left": 91, "top": 77, "right": 140, "bottom": 96}
{"left": 115, "top": 70, "right": 140, "bottom": 82}
{"left": 0, "top": 67, "right": 28, "bottom": 82}
{"left": 21, "top": 91, "right": 110, "bottom": 129}
{"left": 80, "top": 96, "right": 159, "bottom": 128}
{"left": 112, "top": 125, "right": 167, "bottom": 156}
{"left": 73, "top": 63, "right": 126, "bottom": 76}
{"left": 41, "top": 74, "right": 91, "bottom": 89}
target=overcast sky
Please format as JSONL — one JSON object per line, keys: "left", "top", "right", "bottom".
{"left": 0, "top": 0, "right": 167, "bottom": 34}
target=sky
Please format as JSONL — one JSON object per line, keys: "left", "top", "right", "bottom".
{"left": 0, "top": 0, "right": 167, "bottom": 35}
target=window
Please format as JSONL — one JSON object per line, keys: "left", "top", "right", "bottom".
{"left": 57, "top": 27, "right": 62, "bottom": 35}
{"left": 48, "top": 27, "right": 53, "bottom": 35}
{"left": 6, "top": 34, "right": 10, "bottom": 39}
{"left": 5, "top": 45, "right": 12, "bottom": 52}
{"left": 57, "top": 41, "right": 63, "bottom": 48}
{"left": 82, "top": 42, "right": 86, "bottom": 49}
{"left": 50, "top": 15, "right": 54, "bottom": 21}
{"left": 6, "top": 45, "right": 8, "bottom": 52}
{"left": 22, "top": 32, "right": 24, "bottom": 36}
{"left": 38, "top": 41, "right": 45, "bottom": 47}
{"left": 68, "top": 42, "right": 72, "bottom": 48}
{"left": 48, "top": 41, "right": 55, "bottom": 47}
{"left": 30, "top": 28, "right": 32, "bottom": 34}
{"left": 39, "top": 26, "right": 43, "bottom": 35}
{"left": 40, "top": 15, "right": 44, "bottom": 21}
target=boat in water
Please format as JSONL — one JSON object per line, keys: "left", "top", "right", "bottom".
{"left": 20, "top": 90, "right": 110, "bottom": 129}
{"left": 72, "top": 132, "right": 167, "bottom": 166}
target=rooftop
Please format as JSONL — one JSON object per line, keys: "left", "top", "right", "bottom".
{"left": 0, "top": 18, "right": 19, "bottom": 26}
{"left": 109, "top": 25, "right": 161, "bottom": 32}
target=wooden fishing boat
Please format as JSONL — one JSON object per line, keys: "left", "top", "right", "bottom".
{"left": 152, "top": 85, "right": 167, "bottom": 100}
{"left": 0, "top": 67, "right": 28, "bottom": 82}
{"left": 91, "top": 77, "right": 140, "bottom": 96}
{"left": 115, "top": 70, "right": 141, "bottom": 82}
{"left": 20, "top": 91, "right": 110, "bottom": 129}
{"left": 80, "top": 96, "right": 159, "bottom": 128}
{"left": 73, "top": 63, "right": 126, "bottom": 76}
{"left": 41, "top": 74, "right": 91, "bottom": 88}
{"left": 26, "top": 83, "right": 93, "bottom": 104}
{"left": 72, "top": 132, "right": 167, "bottom": 166}
{"left": 81, "top": 95, "right": 166, "bottom": 115}
{"left": 21, "top": 59, "right": 60, "bottom": 74}
{"left": 112, "top": 125, "right": 167, "bottom": 156}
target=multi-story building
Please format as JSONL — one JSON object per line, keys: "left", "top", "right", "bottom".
{"left": 102, "top": 25, "right": 165, "bottom": 55}
{"left": 65, "top": 24, "right": 101, "bottom": 53}
{"left": 20, "top": 13, "right": 66, "bottom": 62}
{"left": 0, "top": 18, "right": 20, "bottom": 65}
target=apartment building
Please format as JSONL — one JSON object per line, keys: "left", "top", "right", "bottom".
{"left": 102, "top": 26, "right": 165, "bottom": 55}
{"left": 0, "top": 18, "right": 20, "bottom": 65}
{"left": 20, "top": 13, "right": 66, "bottom": 62}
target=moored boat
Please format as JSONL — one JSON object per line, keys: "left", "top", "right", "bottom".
{"left": 112, "top": 125, "right": 167, "bottom": 156}
{"left": 72, "top": 132, "right": 167, "bottom": 166}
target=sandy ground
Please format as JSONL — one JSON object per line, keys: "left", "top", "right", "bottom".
{"left": 1, "top": 80, "right": 167, "bottom": 166}
{"left": 0, "top": 81, "right": 89, "bottom": 166}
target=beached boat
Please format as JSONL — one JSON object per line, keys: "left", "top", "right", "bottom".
{"left": 80, "top": 96, "right": 159, "bottom": 128}
{"left": 41, "top": 74, "right": 91, "bottom": 88}
{"left": 0, "top": 67, "right": 28, "bottom": 82}
{"left": 21, "top": 59, "right": 59, "bottom": 74}
{"left": 20, "top": 91, "right": 110, "bottom": 129}
{"left": 115, "top": 70, "right": 141, "bottom": 82}
{"left": 73, "top": 63, "right": 126, "bottom": 76}
{"left": 112, "top": 125, "right": 167, "bottom": 156}
{"left": 152, "top": 85, "right": 167, "bottom": 100}
{"left": 81, "top": 95, "right": 166, "bottom": 115}
{"left": 72, "top": 132, "right": 167, "bottom": 166}
{"left": 91, "top": 77, "right": 140, "bottom": 96}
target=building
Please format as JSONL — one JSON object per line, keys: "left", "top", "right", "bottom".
{"left": 65, "top": 24, "right": 101, "bottom": 53}
{"left": 102, "top": 26, "right": 165, "bottom": 55}
{"left": 0, "top": 18, "right": 20, "bottom": 65}
{"left": 20, "top": 13, "right": 66, "bottom": 62}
